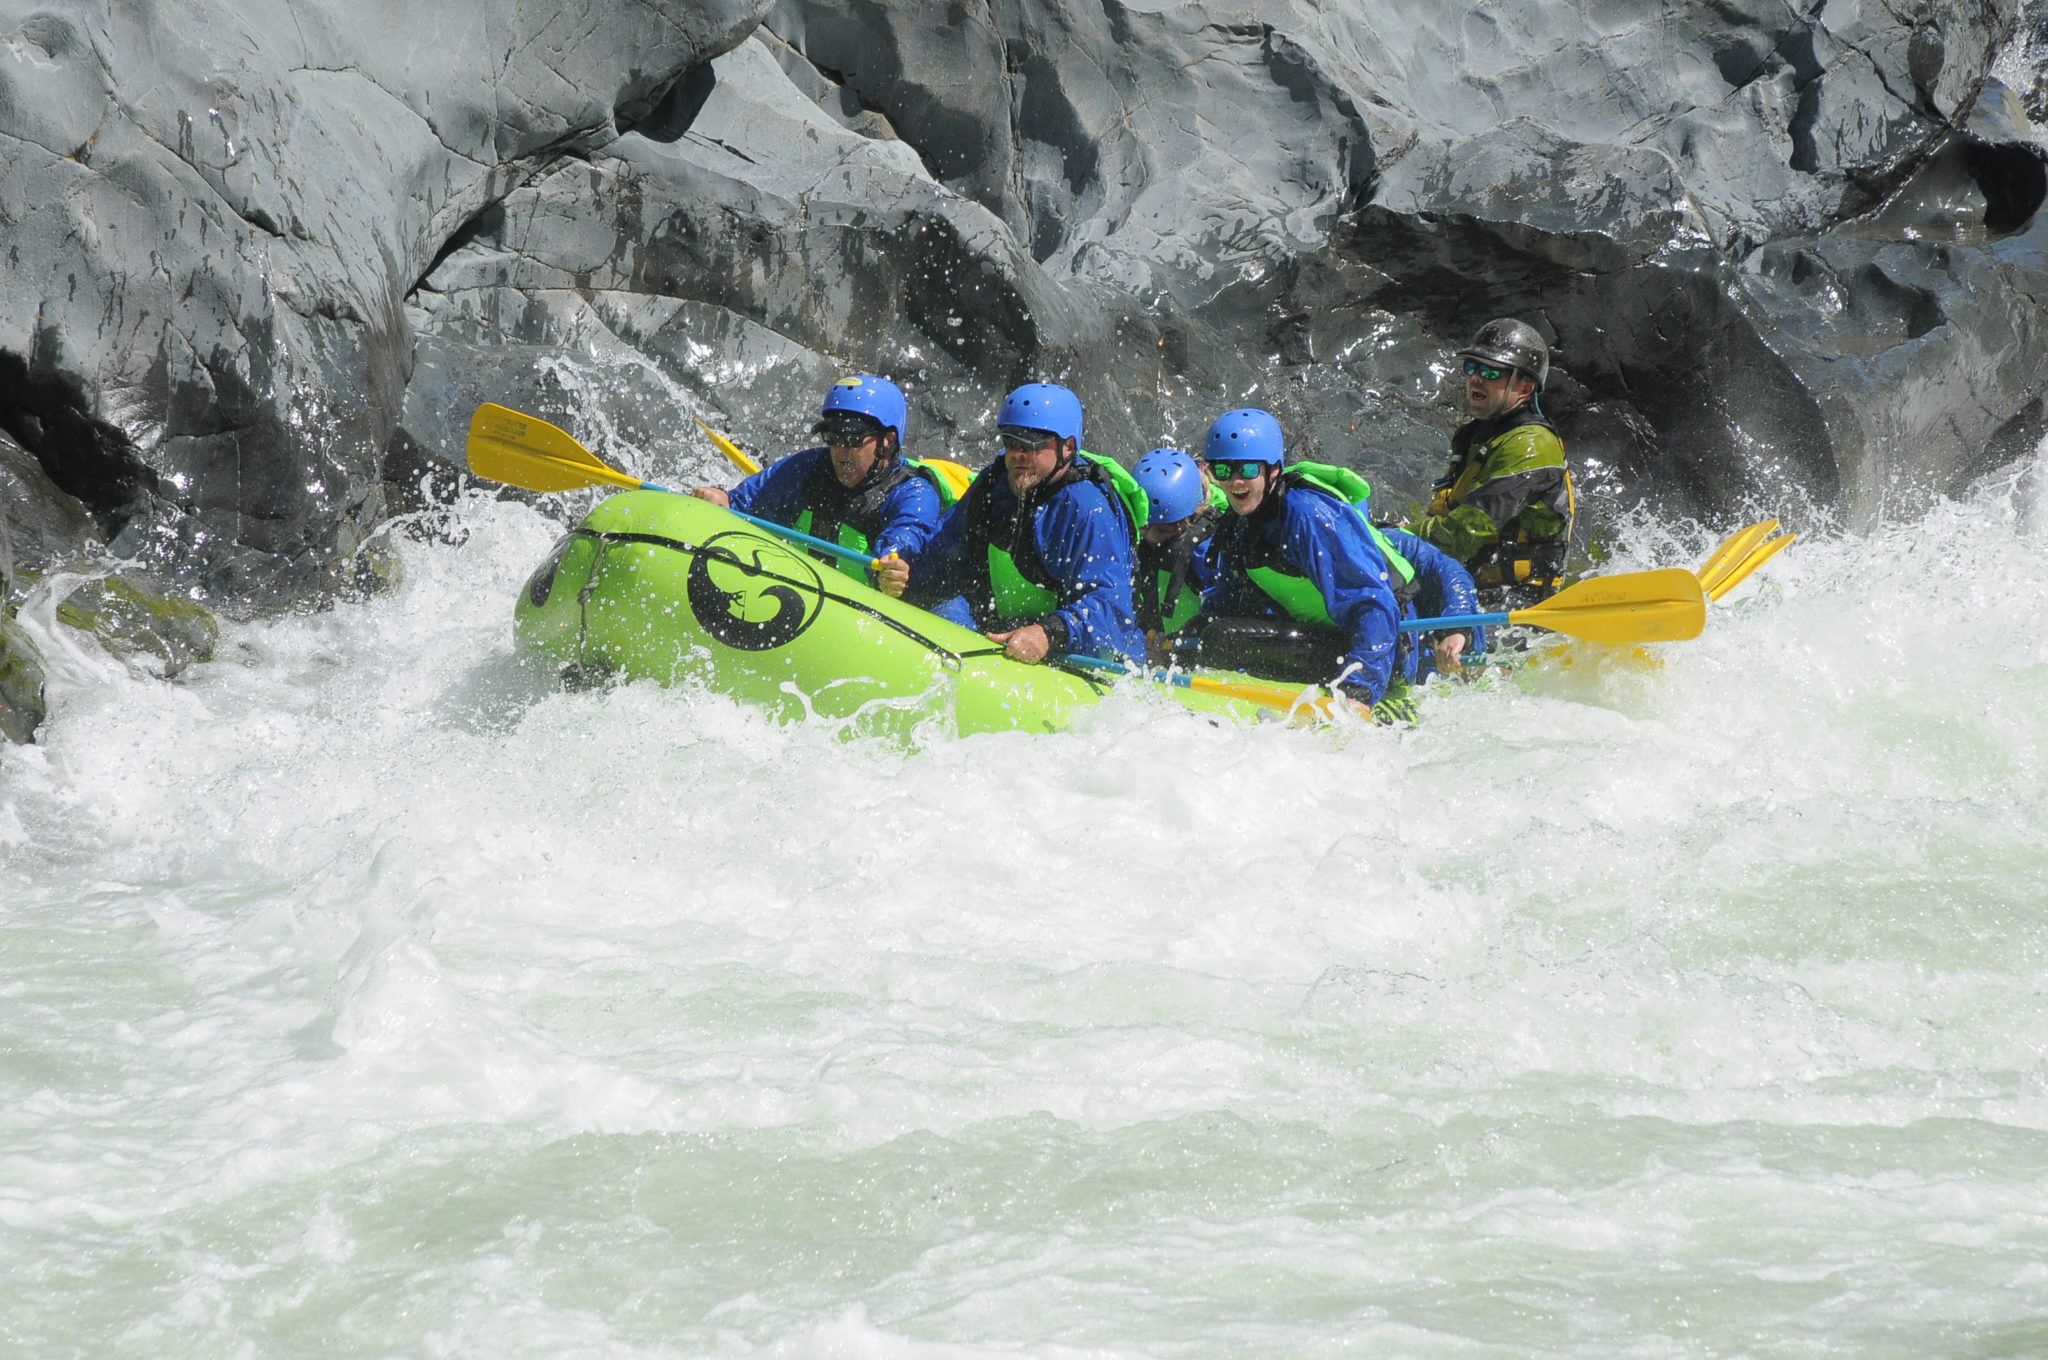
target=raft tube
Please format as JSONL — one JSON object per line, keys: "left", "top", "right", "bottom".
{"left": 513, "top": 490, "right": 1271, "bottom": 737}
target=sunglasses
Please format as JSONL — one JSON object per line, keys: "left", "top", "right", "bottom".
{"left": 822, "top": 429, "right": 877, "bottom": 449}
{"left": 1462, "top": 359, "right": 1508, "bottom": 381}
{"left": 1207, "top": 458, "right": 1270, "bottom": 481}
{"left": 1000, "top": 432, "right": 1056, "bottom": 453}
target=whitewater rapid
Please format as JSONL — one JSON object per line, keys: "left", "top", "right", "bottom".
{"left": 4, "top": 457, "right": 2046, "bottom": 1357}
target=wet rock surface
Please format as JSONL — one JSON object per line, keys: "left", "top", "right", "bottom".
{"left": 4, "top": 0, "right": 2045, "bottom": 634}
{"left": 0, "top": 0, "right": 769, "bottom": 611}
{"left": 0, "top": 612, "right": 44, "bottom": 745}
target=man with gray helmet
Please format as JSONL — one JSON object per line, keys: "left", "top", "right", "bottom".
{"left": 1407, "top": 319, "right": 1576, "bottom": 608}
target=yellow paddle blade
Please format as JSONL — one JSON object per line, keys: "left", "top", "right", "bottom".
{"left": 1707, "top": 531, "right": 1794, "bottom": 600}
{"left": 466, "top": 404, "right": 644, "bottom": 493}
{"left": 694, "top": 418, "right": 762, "bottom": 476}
{"left": 1509, "top": 567, "right": 1706, "bottom": 643}
{"left": 1696, "top": 518, "right": 1777, "bottom": 597}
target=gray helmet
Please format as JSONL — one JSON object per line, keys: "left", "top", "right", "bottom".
{"left": 1457, "top": 318, "right": 1550, "bottom": 390}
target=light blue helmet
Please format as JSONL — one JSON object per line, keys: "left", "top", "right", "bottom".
{"left": 819, "top": 374, "right": 907, "bottom": 444}
{"left": 1132, "top": 448, "right": 1205, "bottom": 524}
{"left": 1204, "top": 408, "right": 1285, "bottom": 466}
{"left": 997, "top": 382, "right": 1083, "bottom": 446}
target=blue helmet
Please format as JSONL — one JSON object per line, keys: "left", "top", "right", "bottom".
{"left": 1204, "top": 408, "right": 1284, "bottom": 466}
{"left": 819, "top": 374, "right": 907, "bottom": 444}
{"left": 997, "top": 382, "right": 1083, "bottom": 446}
{"left": 1133, "top": 448, "right": 1205, "bottom": 524}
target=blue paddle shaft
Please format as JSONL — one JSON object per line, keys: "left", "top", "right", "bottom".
{"left": 1061, "top": 653, "right": 1193, "bottom": 689}
{"left": 639, "top": 480, "right": 876, "bottom": 570}
{"left": 1399, "top": 611, "right": 1509, "bottom": 632}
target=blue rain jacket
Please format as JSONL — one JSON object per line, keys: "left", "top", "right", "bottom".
{"left": 909, "top": 464, "right": 1143, "bottom": 660}
{"left": 1202, "top": 484, "right": 1403, "bottom": 701}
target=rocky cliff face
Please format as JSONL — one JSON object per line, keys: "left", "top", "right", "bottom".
{"left": 4, "top": 1, "right": 2045, "bottom": 706}
{"left": 0, "top": 0, "right": 769, "bottom": 608}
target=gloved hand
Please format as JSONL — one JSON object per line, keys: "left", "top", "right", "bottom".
{"left": 1334, "top": 681, "right": 1413, "bottom": 724}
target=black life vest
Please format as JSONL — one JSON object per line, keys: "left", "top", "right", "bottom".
{"left": 1134, "top": 503, "right": 1221, "bottom": 636}
{"left": 1437, "top": 407, "right": 1574, "bottom": 590}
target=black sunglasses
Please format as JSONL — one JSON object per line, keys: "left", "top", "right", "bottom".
{"left": 1207, "top": 458, "right": 1269, "bottom": 481}
{"left": 1462, "top": 359, "right": 1508, "bottom": 381}
{"left": 1000, "top": 431, "right": 1056, "bottom": 453}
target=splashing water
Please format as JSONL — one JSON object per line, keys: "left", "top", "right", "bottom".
{"left": 4, "top": 451, "right": 2047, "bottom": 1358}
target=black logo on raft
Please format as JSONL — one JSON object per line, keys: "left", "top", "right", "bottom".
{"left": 685, "top": 532, "right": 825, "bottom": 652}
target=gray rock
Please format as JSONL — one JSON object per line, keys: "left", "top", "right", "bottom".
{"left": 0, "top": 0, "right": 769, "bottom": 610}
{"left": 2, "top": 426, "right": 99, "bottom": 594}
{"left": 414, "top": 1, "right": 2037, "bottom": 531}
{"left": 0, "top": 612, "right": 45, "bottom": 744}
{"left": 51, "top": 571, "right": 219, "bottom": 679}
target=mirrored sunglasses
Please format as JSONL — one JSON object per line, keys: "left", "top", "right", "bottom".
{"left": 1462, "top": 359, "right": 1507, "bottom": 381}
{"left": 1207, "top": 458, "right": 1269, "bottom": 481}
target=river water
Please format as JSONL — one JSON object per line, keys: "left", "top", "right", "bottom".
{"left": 5, "top": 455, "right": 2047, "bottom": 1358}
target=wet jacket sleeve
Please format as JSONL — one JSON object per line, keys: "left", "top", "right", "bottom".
{"left": 1385, "top": 527, "right": 1486, "bottom": 654}
{"left": 872, "top": 473, "right": 944, "bottom": 562}
{"left": 1284, "top": 496, "right": 1402, "bottom": 701}
{"left": 903, "top": 497, "right": 973, "bottom": 612}
{"left": 1034, "top": 482, "right": 1143, "bottom": 660}
{"left": 726, "top": 447, "right": 819, "bottom": 521}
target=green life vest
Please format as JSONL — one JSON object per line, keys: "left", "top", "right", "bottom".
{"left": 1236, "top": 467, "right": 1415, "bottom": 623}
{"left": 1289, "top": 463, "right": 1416, "bottom": 588}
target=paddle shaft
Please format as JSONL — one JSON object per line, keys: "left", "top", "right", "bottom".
{"left": 1062, "top": 652, "right": 1193, "bottom": 689}
{"left": 633, "top": 478, "right": 879, "bottom": 572}
{"left": 1401, "top": 612, "right": 1506, "bottom": 632}
{"left": 1061, "top": 652, "right": 1349, "bottom": 718}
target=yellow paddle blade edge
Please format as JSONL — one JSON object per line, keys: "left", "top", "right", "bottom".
{"left": 1512, "top": 567, "right": 1706, "bottom": 643}
{"left": 694, "top": 417, "right": 762, "bottom": 476}
{"left": 466, "top": 403, "right": 644, "bottom": 494}
{"left": 1696, "top": 518, "right": 1777, "bottom": 596}
{"left": 1708, "top": 531, "right": 1795, "bottom": 600}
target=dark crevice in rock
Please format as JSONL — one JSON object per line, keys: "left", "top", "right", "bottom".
{"left": 897, "top": 214, "right": 1039, "bottom": 384}
{"left": 1849, "top": 262, "right": 1946, "bottom": 341}
{"left": 1780, "top": 16, "right": 1826, "bottom": 173}
{"left": 0, "top": 346, "right": 160, "bottom": 533}
{"left": 1965, "top": 140, "right": 2048, "bottom": 233}
{"left": 617, "top": 61, "right": 719, "bottom": 144}
{"left": 412, "top": 202, "right": 508, "bottom": 296}
{"left": 1013, "top": 52, "right": 1099, "bottom": 263}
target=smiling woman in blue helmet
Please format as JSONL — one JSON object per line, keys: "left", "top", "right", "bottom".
{"left": 885, "top": 382, "right": 1143, "bottom": 663}
{"left": 691, "top": 374, "right": 944, "bottom": 597}
{"left": 1194, "top": 408, "right": 1416, "bottom": 721}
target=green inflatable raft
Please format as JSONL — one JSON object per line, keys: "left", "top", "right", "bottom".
{"left": 513, "top": 490, "right": 1278, "bottom": 737}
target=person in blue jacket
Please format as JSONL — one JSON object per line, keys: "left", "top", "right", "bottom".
{"left": 1195, "top": 408, "right": 1411, "bottom": 717}
{"left": 1380, "top": 524, "right": 1487, "bottom": 682}
{"left": 884, "top": 382, "right": 1142, "bottom": 663}
{"left": 691, "top": 375, "right": 941, "bottom": 598}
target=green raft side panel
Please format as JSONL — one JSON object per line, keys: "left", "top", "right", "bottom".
{"left": 512, "top": 491, "right": 1260, "bottom": 738}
